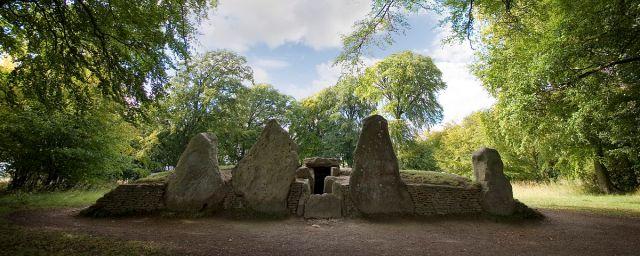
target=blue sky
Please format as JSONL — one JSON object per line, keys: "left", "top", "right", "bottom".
{"left": 195, "top": 0, "right": 494, "bottom": 128}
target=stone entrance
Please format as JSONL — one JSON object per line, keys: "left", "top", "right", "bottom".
{"left": 302, "top": 157, "right": 340, "bottom": 194}
{"left": 311, "top": 166, "right": 330, "bottom": 194}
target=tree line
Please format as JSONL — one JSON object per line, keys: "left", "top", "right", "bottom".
{"left": 1, "top": 0, "right": 638, "bottom": 193}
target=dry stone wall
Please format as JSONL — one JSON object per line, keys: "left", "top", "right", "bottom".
{"left": 287, "top": 181, "right": 305, "bottom": 215}
{"left": 407, "top": 184, "right": 482, "bottom": 216}
{"left": 81, "top": 184, "right": 166, "bottom": 217}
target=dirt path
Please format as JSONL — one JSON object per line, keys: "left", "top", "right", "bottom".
{"left": 9, "top": 208, "right": 640, "bottom": 256}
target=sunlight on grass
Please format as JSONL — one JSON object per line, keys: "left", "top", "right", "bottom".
{"left": 0, "top": 189, "right": 111, "bottom": 216}
{"left": 513, "top": 182, "right": 640, "bottom": 217}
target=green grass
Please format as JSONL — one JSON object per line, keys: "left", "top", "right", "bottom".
{"left": 133, "top": 171, "right": 174, "bottom": 184}
{"left": 400, "top": 170, "right": 477, "bottom": 188}
{"left": 134, "top": 165, "right": 235, "bottom": 184}
{"left": 0, "top": 185, "right": 174, "bottom": 255}
{"left": 513, "top": 182, "right": 640, "bottom": 217}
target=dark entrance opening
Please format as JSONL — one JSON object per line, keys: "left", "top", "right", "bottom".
{"left": 312, "top": 167, "right": 331, "bottom": 194}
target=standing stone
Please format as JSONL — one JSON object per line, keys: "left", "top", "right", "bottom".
{"left": 304, "top": 194, "right": 342, "bottom": 219}
{"left": 165, "top": 133, "right": 226, "bottom": 212}
{"left": 472, "top": 148, "right": 515, "bottom": 216}
{"left": 232, "top": 120, "right": 299, "bottom": 215}
{"left": 349, "top": 115, "right": 414, "bottom": 216}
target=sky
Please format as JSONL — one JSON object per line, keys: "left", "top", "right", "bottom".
{"left": 195, "top": 0, "right": 495, "bottom": 128}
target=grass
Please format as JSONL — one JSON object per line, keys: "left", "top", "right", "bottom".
{"left": 133, "top": 171, "right": 174, "bottom": 184}
{"left": 0, "top": 184, "right": 174, "bottom": 255}
{"left": 513, "top": 181, "right": 640, "bottom": 217}
{"left": 400, "top": 170, "right": 477, "bottom": 188}
{"left": 133, "top": 165, "right": 235, "bottom": 184}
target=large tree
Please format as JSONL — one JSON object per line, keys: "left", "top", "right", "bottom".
{"left": 359, "top": 51, "right": 446, "bottom": 128}
{"left": 0, "top": 0, "right": 214, "bottom": 112}
{"left": 343, "top": 0, "right": 640, "bottom": 193}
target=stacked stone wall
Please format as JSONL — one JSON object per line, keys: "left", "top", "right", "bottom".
{"left": 331, "top": 181, "right": 359, "bottom": 217}
{"left": 287, "top": 181, "right": 305, "bottom": 214}
{"left": 81, "top": 184, "right": 166, "bottom": 217}
{"left": 407, "top": 184, "right": 482, "bottom": 216}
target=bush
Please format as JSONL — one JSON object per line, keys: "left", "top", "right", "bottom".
{"left": 0, "top": 104, "right": 135, "bottom": 191}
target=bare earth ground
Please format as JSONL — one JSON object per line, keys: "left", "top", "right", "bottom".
{"left": 8, "top": 208, "right": 640, "bottom": 256}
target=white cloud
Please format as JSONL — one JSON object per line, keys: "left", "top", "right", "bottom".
{"left": 252, "top": 66, "right": 271, "bottom": 84}
{"left": 423, "top": 30, "right": 495, "bottom": 129}
{"left": 198, "top": 0, "right": 371, "bottom": 52}
{"left": 252, "top": 59, "right": 289, "bottom": 69}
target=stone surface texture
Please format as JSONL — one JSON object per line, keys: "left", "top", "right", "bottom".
{"left": 232, "top": 120, "right": 299, "bottom": 215}
{"left": 165, "top": 133, "right": 226, "bottom": 212}
{"left": 304, "top": 194, "right": 342, "bottom": 219}
{"left": 407, "top": 184, "right": 482, "bottom": 216}
{"left": 349, "top": 115, "right": 414, "bottom": 216}
{"left": 303, "top": 157, "right": 340, "bottom": 168}
{"left": 81, "top": 184, "right": 166, "bottom": 217}
{"left": 472, "top": 147, "right": 515, "bottom": 216}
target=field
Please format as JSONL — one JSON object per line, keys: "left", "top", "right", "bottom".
{"left": 513, "top": 182, "right": 640, "bottom": 217}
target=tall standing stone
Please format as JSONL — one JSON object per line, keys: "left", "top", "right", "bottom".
{"left": 232, "top": 120, "right": 299, "bottom": 215}
{"left": 165, "top": 133, "right": 226, "bottom": 212}
{"left": 472, "top": 147, "right": 515, "bottom": 216}
{"left": 349, "top": 115, "right": 414, "bottom": 216}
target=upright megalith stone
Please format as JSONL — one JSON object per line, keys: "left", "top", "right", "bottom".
{"left": 232, "top": 120, "right": 299, "bottom": 215}
{"left": 165, "top": 133, "right": 226, "bottom": 212}
{"left": 349, "top": 115, "right": 414, "bottom": 216}
{"left": 472, "top": 147, "right": 515, "bottom": 216}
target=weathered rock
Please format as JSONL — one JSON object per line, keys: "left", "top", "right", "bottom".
{"left": 472, "top": 147, "right": 515, "bottom": 216}
{"left": 232, "top": 120, "right": 299, "bottom": 215}
{"left": 349, "top": 115, "right": 414, "bottom": 216}
{"left": 296, "top": 179, "right": 312, "bottom": 217}
{"left": 304, "top": 194, "right": 342, "bottom": 219}
{"left": 331, "top": 177, "right": 360, "bottom": 217}
{"left": 165, "top": 133, "right": 226, "bottom": 212}
{"left": 331, "top": 167, "right": 353, "bottom": 176}
{"left": 339, "top": 167, "right": 352, "bottom": 176}
{"left": 296, "top": 166, "right": 312, "bottom": 179}
{"left": 331, "top": 167, "right": 341, "bottom": 176}
{"left": 324, "top": 176, "right": 338, "bottom": 193}
{"left": 303, "top": 157, "right": 340, "bottom": 168}
{"left": 295, "top": 166, "right": 314, "bottom": 192}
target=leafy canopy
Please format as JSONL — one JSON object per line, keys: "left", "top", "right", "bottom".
{"left": 0, "top": 0, "right": 214, "bottom": 112}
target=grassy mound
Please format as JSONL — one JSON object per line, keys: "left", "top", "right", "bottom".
{"left": 133, "top": 165, "right": 235, "bottom": 184}
{"left": 133, "top": 171, "right": 174, "bottom": 184}
{"left": 400, "top": 170, "right": 477, "bottom": 188}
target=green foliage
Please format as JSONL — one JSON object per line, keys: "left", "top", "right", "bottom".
{"left": 428, "top": 112, "right": 488, "bottom": 177}
{"left": 0, "top": 0, "right": 214, "bottom": 113}
{"left": 471, "top": 0, "right": 640, "bottom": 192}
{"left": 359, "top": 51, "right": 445, "bottom": 128}
{"left": 0, "top": 102, "right": 136, "bottom": 191}
{"left": 346, "top": 0, "right": 640, "bottom": 192}
{"left": 288, "top": 75, "right": 376, "bottom": 166}
{"left": 142, "top": 51, "right": 294, "bottom": 167}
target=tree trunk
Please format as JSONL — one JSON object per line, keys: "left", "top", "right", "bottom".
{"left": 593, "top": 146, "right": 615, "bottom": 194}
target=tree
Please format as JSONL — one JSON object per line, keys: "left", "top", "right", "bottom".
{"left": 344, "top": 0, "right": 640, "bottom": 193}
{"left": 0, "top": 102, "right": 136, "bottom": 191}
{"left": 359, "top": 51, "right": 446, "bottom": 129}
{"left": 288, "top": 75, "right": 376, "bottom": 166}
{"left": 0, "top": 0, "right": 214, "bottom": 113}
{"left": 218, "top": 83, "right": 295, "bottom": 163}
{"left": 146, "top": 50, "right": 253, "bottom": 167}
{"left": 471, "top": 0, "right": 640, "bottom": 192}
